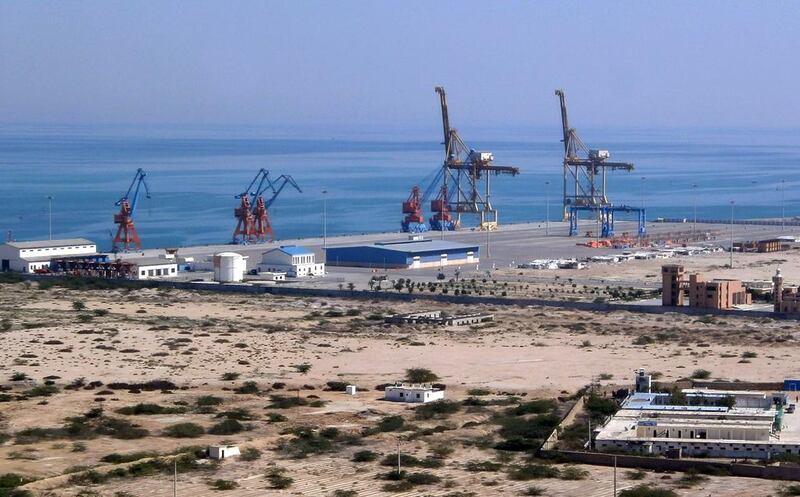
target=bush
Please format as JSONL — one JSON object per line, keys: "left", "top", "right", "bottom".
{"left": 522, "top": 487, "right": 545, "bottom": 496}
{"left": 197, "top": 395, "right": 223, "bottom": 406}
{"left": 352, "top": 450, "right": 378, "bottom": 462}
{"left": 466, "top": 388, "right": 491, "bottom": 396}
{"left": 234, "top": 381, "right": 259, "bottom": 394}
{"left": 618, "top": 485, "right": 678, "bottom": 497}
{"left": 405, "top": 368, "right": 438, "bottom": 383}
{"left": 691, "top": 369, "right": 711, "bottom": 379}
{"left": 100, "top": 452, "right": 157, "bottom": 464}
{"left": 414, "top": 400, "right": 460, "bottom": 420}
{"left": 266, "top": 413, "right": 288, "bottom": 423}
{"left": 239, "top": 447, "right": 261, "bottom": 461}
{"left": 465, "top": 460, "right": 502, "bottom": 472}
{"left": 376, "top": 415, "right": 405, "bottom": 432}
{"left": 380, "top": 454, "right": 442, "bottom": 469}
{"left": 208, "top": 419, "right": 245, "bottom": 435}
{"left": 163, "top": 423, "right": 205, "bottom": 438}
{"left": 265, "top": 467, "right": 293, "bottom": 489}
{"left": 333, "top": 490, "right": 358, "bottom": 497}
{"left": 405, "top": 472, "right": 441, "bottom": 485}
{"left": 325, "top": 381, "right": 349, "bottom": 391}
{"left": 560, "top": 465, "right": 589, "bottom": 480}
{"left": 210, "top": 479, "right": 239, "bottom": 490}
{"left": 220, "top": 372, "right": 240, "bottom": 381}
{"left": 508, "top": 399, "right": 557, "bottom": 416}
{"left": 781, "top": 484, "right": 800, "bottom": 496}
{"left": 116, "top": 403, "right": 186, "bottom": 415}
{"left": 507, "top": 463, "right": 560, "bottom": 480}
{"left": 267, "top": 395, "right": 310, "bottom": 409}
{"left": 585, "top": 395, "right": 619, "bottom": 420}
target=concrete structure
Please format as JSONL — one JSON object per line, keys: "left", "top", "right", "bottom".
{"left": 132, "top": 257, "right": 179, "bottom": 280}
{"left": 688, "top": 273, "right": 751, "bottom": 309}
{"left": 259, "top": 271, "right": 286, "bottom": 282}
{"left": 385, "top": 311, "right": 494, "bottom": 326}
{"left": 260, "top": 245, "right": 324, "bottom": 277}
{"left": 773, "top": 268, "right": 800, "bottom": 313}
{"left": 595, "top": 371, "right": 796, "bottom": 459}
{"left": 325, "top": 237, "right": 479, "bottom": 269}
{"left": 0, "top": 238, "right": 96, "bottom": 273}
{"left": 662, "top": 265, "right": 751, "bottom": 309}
{"left": 662, "top": 264, "right": 685, "bottom": 306}
{"left": 345, "top": 385, "right": 357, "bottom": 396}
{"left": 384, "top": 383, "right": 445, "bottom": 403}
{"left": 208, "top": 445, "right": 240, "bottom": 460}
{"left": 214, "top": 252, "right": 247, "bottom": 283}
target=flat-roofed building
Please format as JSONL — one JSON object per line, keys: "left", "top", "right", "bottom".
{"left": 0, "top": 238, "right": 96, "bottom": 273}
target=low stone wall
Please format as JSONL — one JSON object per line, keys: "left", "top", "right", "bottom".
{"left": 541, "top": 450, "right": 800, "bottom": 481}
{"left": 692, "top": 380, "right": 785, "bottom": 391}
{"left": 541, "top": 395, "right": 587, "bottom": 451}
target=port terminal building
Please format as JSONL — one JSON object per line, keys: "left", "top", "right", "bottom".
{"left": 325, "top": 237, "right": 479, "bottom": 269}
{"left": 0, "top": 238, "right": 97, "bottom": 273}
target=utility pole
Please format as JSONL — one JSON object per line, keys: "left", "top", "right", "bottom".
{"left": 173, "top": 459, "right": 177, "bottom": 497}
{"left": 691, "top": 183, "right": 698, "bottom": 236}
{"left": 486, "top": 224, "right": 491, "bottom": 260}
{"left": 322, "top": 190, "right": 328, "bottom": 249}
{"left": 613, "top": 455, "right": 617, "bottom": 496}
{"left": 729, "top": 201, "right": 735, "bottom": 269}
{"left": 47, "top": 196, "right": 53, "bottom": 240}
{"left": 781, "top": 179, "right": 786, "bottom": 232}
{"left": 396, "top": 438, "right": 402, "bottom": 476}
{"left": 545, "top": 181, "right": 550, "bottom": 236}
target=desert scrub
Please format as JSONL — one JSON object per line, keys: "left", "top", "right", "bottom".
{"left": 265, "top": 467, "right": 293, "bottom": 489}
{"left": 414, "top": 400, "right": 460, "bottom": 420}
{"left": 210, "top": 479, "right": 239, "bottom": 490}
{"left": 404, "top": 368, "right": 439, "bottom": 383}
{"left": 618, "top": 485, "right": 678, "bottom": 497}
{"left": 116, "top": 403, "right": 187, "bottom": 415}
{"left": 233, "top": 381, "right": 260, "bottom": 394}
{"left": 208, "top": 419, "right": 247, "bottom": 435}
{"left": 239, "top": 447, "right": 261, "bottom": 461}
{"left": 352, "top": 450, "right": 378, "bottom": 462}
{"left": 507, "top": 463, "right": 560, "bottom": 480}
{"left": 690, "top": 369, "right": 711, "bottom": 379}
{"left": 559, "top": 465, "right": 589, "bottom": 480}
{"left": 379, "top": 454, "right": 442, "bottom": 469}
{"left": 277, "top": 426, "right": 358, "bottom": 458}
{"left": 196, "top": 395, "right": 223, "bottom": 406}
{"left": 464, "top": 460, "right": 503, "bottom": 472}
{"left": 163, "top": 423, "right": 205, "bottom": 438}
{"left": 375, "top": 415, "right": 405, "bottom": 432}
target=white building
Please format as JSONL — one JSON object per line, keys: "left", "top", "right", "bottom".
{"left": 384, "top": 383, "right": 445, "bottom": 403}
{"left": 208, "top": 445, "right": 240, "bottom": 460}
{"left": 132, "top": 257, "right": 179, "bottom": 280}
{"left": 260, "top": 246, "right": 324, "bottom": 277}
{"left": 0, "top": 238, "right": 96, "bottom": 273}
{"left": 214, "top": 252, "right": 248, "bottom": 283}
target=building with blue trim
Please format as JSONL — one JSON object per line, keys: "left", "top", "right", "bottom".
{"left": 260, "top": 245, "right": 324, "bottom": 277}
{"left": 325, "top": 238, "right": 479, "bottom": 269}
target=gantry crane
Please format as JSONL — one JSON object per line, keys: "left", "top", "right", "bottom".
{"left": 433, "top": 86, "right": 519, "bottom": 230}
{"left": 555, "top": 89, "right": 644, "bottom": 237}
{"left": 233, "top": 169, "right": 302, "bottom": 244}
{"left": 112, "top": 168, "right": 151, "bottom": 252}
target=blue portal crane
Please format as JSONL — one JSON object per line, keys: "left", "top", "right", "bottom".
{"left": 233, "top": 169, "right": 302, "bottom": 243}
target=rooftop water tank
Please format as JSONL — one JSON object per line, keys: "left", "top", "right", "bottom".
{"left": 213, "top": 252, "right": 246, "bottom": 283}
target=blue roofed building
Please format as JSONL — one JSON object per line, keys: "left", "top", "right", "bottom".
{"left": 325, "top": 237, "right": 479, "bottom": 269}
{"left": 260, "top": 245, "right": 324, "bottom": 277}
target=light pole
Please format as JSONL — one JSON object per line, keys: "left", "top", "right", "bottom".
{"left": 691, "top": 183, "right": 697, "bottom": 235}
{"left": 780, "top": 179, "right": 786, "bottom": 232}
{"left": 322, "top": 190, "right": 328, "bottom": 249}
{"left": 545, "top": 181, "right": 550, "bottom": 236}
{"left": 729, "top": 200, "right": 735, "bottom": 269}
{"left": 47, "top": 196, "right": 53, "bottom": 240}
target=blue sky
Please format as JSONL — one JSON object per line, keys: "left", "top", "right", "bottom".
{"left": 1, "top": 1, "right": 798, "bottom": 130}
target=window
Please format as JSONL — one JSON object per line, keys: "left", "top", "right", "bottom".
{"left": 171, "top": 268, "right": 176, "bottom": 273}
{"left": 416, "top": 393, "right": 421, "bottom": 399}
{"left": 141, "top": 270, "right": 146, "bottom": 276}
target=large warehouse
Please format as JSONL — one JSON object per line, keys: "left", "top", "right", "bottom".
{"left": 325, "top": 238, "right": 479, "bottom": 269}
{"left": 0, "top": 238, "right": 97, "bottom": 273}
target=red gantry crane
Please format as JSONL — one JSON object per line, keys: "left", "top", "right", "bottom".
{"left": 112, "top": 168, "right": 150, "bottom": 252}
{"left": 233, "top": 169, "right": 302, "bottom": 244}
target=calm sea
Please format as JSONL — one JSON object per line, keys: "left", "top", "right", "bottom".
{"left": 0, "top": 124, "right": 797, "bottom": 250}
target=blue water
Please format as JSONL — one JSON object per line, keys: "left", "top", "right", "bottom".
{"left": 1, "top": 124, "right": 798, "bottom": 251}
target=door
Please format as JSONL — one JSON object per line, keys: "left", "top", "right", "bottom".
{"left": 1, "top": 260, "right": 9, "bottom": 271}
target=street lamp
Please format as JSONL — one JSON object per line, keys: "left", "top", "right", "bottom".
{"left": 729, "top": 200, "right": 735, "bottom": 269}
{"left": 47, "top": 195, "right": 53, "bottom": 240}
{"left": 545, "top": 180, "right": 550, "bottom": 236}
{"left": 691, "top": 184, "right": 698, "bottom": 235}
{"left": 780, "top": 179, "right": 786, "bottom": 232}
{"left": 322, "top": 190, "right": 328, "bottom": 249}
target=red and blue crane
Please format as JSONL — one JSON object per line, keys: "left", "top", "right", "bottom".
{"left": 112, "top": 168, "right": 151, "bottom": 252}
{"left": 233, "top": 169, "right": 302, "bottom": 244}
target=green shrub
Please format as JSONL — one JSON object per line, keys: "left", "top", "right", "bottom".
{"left": 208, "top": 419, "right": 245, "bottom": 435}
{"left": 376, "top": 415, "right": 405, "bottom": 432}
{"left": 382, "top": 481, "right": 414, "bottom": 492}
{"left": 266, "top": 413, "right": 288, "bottom": 423}
{"left": 781, "top": 484, "right": 800, "bottom": 496}
{"left": 265, "top": 467, "right": 293, "bottom": 489}
{"left": 116, "top": 403, "right": 186, "bottom": 415}
{"left": 220, "top": 372, "right": 240, "bottom": 381}
{"left": 196, "top": 395, "right": 223, "bottom": 406}
{"left": 234, "top": 381, "right": 259, "bottom": 394}
{"left": 163, "top": 423, "right": 205, "bottom": 438}
{"left": 352, "top": 450, "right": 378, "bottom": 462}
{"left": 414, "top": 400, "right": 460, "bottom": 420}
{"left": 332, "top": 490, "right": 358, "bottom": 497}
{"left": 379, "top": 454, "right": 442, "bottom": 469}
{"left": 691, "top": 369, "right": 711, "bottom": 379}
{"left": 522, "top": 487, "right": 544, "bottom": 496}
{"left": 618, "top": 485, "right": 678, "bottom": 497}
{"left": 465, "top": 460, "right": 502, "bottom": 472}
{"left": 239, "top": 447, "right": 261, "bottom": 461}
{"left": 210, "top": 479, "right": 239, "bottom": 490}
{"left": 100, "top": 452, "right": 157, "bottom": 464}
{"left": 405, "top": 472, "right": 441, "bottom": 485}
{"left": 405, "top": 368, "right": 438, "bottom": 383}
{"left": 267, "top": 395, "right": 309, "bottom": 409}
{"left": 508, "top": 399, "right": 557, "bottom": 416}
{"left": 507, "top": 463, "right": 560, "bottom": 480}
{"left": 560, "top": 465, "right": 589, "bottom": 480}
{"left": 466, "top": 388, "right": 491, "bottom": 396}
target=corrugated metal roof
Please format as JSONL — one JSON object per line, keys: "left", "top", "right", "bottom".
{"left": 370, "top": 239, "right": 479, "bottom": 253}
{"left": 126, "top": 257, "right": 178, "bottom": 267}
{"left": 5, "top": 238, "right": 95, "bottom": 249}
{"left": 273, "top": 245, "right": 314, "bottom": 256}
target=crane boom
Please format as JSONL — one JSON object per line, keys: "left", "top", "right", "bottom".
{"left": 263, "top": 175, "right": 302, "bottom": 209}
{"left": 554, "top": 89, "right": 572, "bottom": 158}
{"left": 434, "top": 86, "right": 453, "bottom": 161}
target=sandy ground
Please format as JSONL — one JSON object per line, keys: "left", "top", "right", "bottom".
{"left": 1, "top": 280, "right": 798, "bottom": 496}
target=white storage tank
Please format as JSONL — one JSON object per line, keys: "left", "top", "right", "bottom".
{"left": 213, "top": 252, "right": 247, "bottom": 283}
